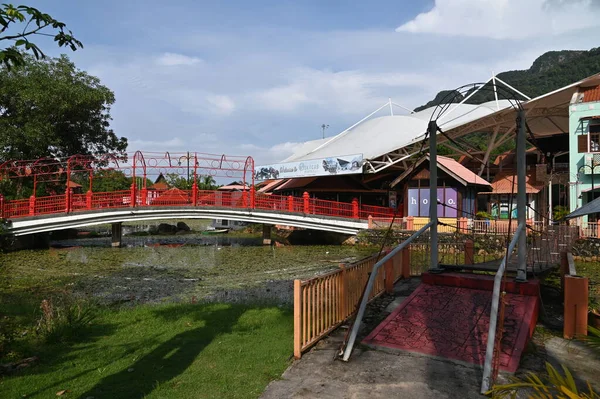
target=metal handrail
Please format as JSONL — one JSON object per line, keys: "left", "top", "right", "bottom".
{"left": 341, "top": 220, "right": 435, "bottom": 361}
{"left": 480, "top": 222, "right": 525, "bottom": 394}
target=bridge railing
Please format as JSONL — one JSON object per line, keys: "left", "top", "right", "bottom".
{"left": 0, "top": 189, "right": 395, "bottom": 222}
{"left": 293, "top": 247, "right": 409, "bottom": 358}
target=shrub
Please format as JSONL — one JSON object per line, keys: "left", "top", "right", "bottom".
{"left": 36, "top": 295, "right": 97, "bottom": 344}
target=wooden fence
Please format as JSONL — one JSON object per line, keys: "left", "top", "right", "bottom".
{"left": 293, "top": 248, "right": 410, "bottom": 358}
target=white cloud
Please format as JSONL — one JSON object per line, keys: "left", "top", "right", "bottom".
{"left": 128, "top": 137, "right": 186, "bottom": 150}
{"left": 206, "top": 94, "right": 236, "bottom": 115}
{"left": 397, "top": 0, "right": 600, "bottom": 39}
{"left": 156, "top": 52, "right": 203, "bottom": 66}
{"left": 252, "top": 68, "right": 443, "bottom": 114}
{"left": 239, "top": 142, "right": 302, "bottom": 165}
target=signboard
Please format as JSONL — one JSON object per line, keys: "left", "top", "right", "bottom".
{"left": 254, "top": 154, "right": 363, "bottom": 181}
{"left": 407, "top": 188, "right": 458, "bottom": 218}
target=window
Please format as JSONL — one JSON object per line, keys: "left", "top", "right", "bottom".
{"left": 578, "top": 122, "right": 600, "bottom": 153}
{"left": 591, "top": 123, "right": 600, "bottom": 153}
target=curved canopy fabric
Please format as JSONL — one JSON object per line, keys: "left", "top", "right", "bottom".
{"left": 566, "top": 196, "right": 600, "bottom": 219}
{"left": 284, "top": 100, "right": 513, "bottom": 163}
{"left": 282, "top": 73, "right": 600, "bottom": 174}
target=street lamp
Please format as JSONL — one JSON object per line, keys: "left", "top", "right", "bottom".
{"left": 578, "top": 161, "right": 600, "bottom": 201}
{"left": 321, "top": 124, "right": 329, "bottom": 139}
{"left": 178, "top": 152, "right": 192, "bottom": 186}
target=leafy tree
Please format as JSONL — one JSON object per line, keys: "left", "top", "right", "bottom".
{"left": 198, "top": 175, "right": 218, "bottom": 190}
{"left": 165, "top": 173, "right": 190, "bottom": 190}
{"left": 0, "top": 4, "right": 82, "bottom": 70}
{"left": 87, "top": 170, "right": 131, "bottom": 192}
{"left": 0, "top": 54, "right": 127, "bottom": 161}
{"left": 164, "top": 174, "right": 220, "bottom": 190}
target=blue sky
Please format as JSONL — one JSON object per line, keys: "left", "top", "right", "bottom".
{"left": 24, "top": 0, "right": 600, "bottom": 165}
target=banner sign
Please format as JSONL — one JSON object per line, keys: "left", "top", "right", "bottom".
{"left": 254, "top": 154, "right": 363, "bottom": 181}
{"left": 407, "top": 188, "right": 458, "bottom": 218}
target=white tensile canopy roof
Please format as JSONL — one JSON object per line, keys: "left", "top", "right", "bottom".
{"left": 283, "top": 73, "right": 600, "bottom": 174}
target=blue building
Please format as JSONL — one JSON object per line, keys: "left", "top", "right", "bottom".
{"left": 569, "top": 85, "right": 600, "bottom": 224}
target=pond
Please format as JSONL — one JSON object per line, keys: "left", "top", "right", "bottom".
{"left": 1, "top": 222, "right": 377, "bottom": 306}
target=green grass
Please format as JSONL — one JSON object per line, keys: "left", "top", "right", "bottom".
{"left": 575, "top": 260, "right": 600, "bottom": 305}
{"left": 0, "top": 302, "right": 293, "bottom": 399}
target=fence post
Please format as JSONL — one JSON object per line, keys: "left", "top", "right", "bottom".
{"left": 192, "top": 182, "right": 198, "bottom": 206}
{"left": 29, "top": 195, "right": 36, "bottom": 216}
{"left": 303, "top": 192, "right": 310, "bottom": 214}
{"left": 294, "top": 279, "right": 302, "bottom": 359}
{"left": 0, "top": 194, "right": 4, "bottom": 219}
{"left": 406, "top": 216, "right": 414, "bottom": 230}
{"left": 86, "top": 190, "right": 93, "bottom": 210}
{"left": 368, "top": 215, "right": 373, "bottom": 229}
{"left": 384, "top": 258, "right": 394, "bottom": 293}
{"left": 130, "top": 183, "right": 136, "bottom": 208}
{"left": 288, "top": 195, "right": 294, "bottom": 212}
{"left": 352, "top": 198, "right": 359, "bottom": 219}
{"left": 340, "top": 263, "right": 348, "bottom": 318}
{"left": 65, "top": 188, "right": 73, "bottom": 213}
{"left": 564, "top": 275, "right": 588, "bottom": 339}
{"left": 141, "top": 187, "right": 148, "bottom": 206}
{"left": 464, "top": 239, "right": 474, "bottom": 265}
{"left": 250, "top": 186, "right": 256, "bottom": 209}
{"left": 401, "top": 246, "right": 411, "bottom": 278}
{"left": 458, "top": 217, "right": 467, "bottom": 233}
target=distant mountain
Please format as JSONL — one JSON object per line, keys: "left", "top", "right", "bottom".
{"left": 415, "top": 47, "right": 600, "bottom": 112}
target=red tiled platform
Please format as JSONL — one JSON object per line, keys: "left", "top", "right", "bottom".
{"left": 363, "top": 273, "right": 539, "bottom": 372}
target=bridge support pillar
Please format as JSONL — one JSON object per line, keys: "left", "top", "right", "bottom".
{"left": 262, "top": 224, "right": 272, "bottom": 245}
{"left": 111, "top": 222, "right": 123, "bottom": 248}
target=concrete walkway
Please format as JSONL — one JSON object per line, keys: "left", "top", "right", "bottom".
{"left": 262, "top": 327, "right": 488, "bottom": 399}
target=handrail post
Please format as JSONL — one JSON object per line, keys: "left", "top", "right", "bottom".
{"left": 294, "top": 279, "right": 302, "bottom": 359}
{"left": 288, "top": 195, "right": 294, "bottom": 212}
{"left": 342, "top": 221, "right": 434, "bottom": 361}
{"left": 0, "top": 194, "right": 4, "bottom": 219}
{"left": 86, "top": 190, "right": 93, "bottom": 210}
{"left": 191, "top": 182, "right": 198, "bottom": 206}
{"left": 303, "top": 192, "right": 310, "bottom": 214}
{"left": 352, "top": 198, "right": 359, "bottom": 219}
{"left": 428, "top": 120, "right": 441, "bottom": 272}
{"left": 480, "top": 223, "right": 524, "bottom": 394}
{"left": 130, "top": 183, "right": 136, "bottom": 208}
{"left": 29, "top": 195, "right": 36, "bottom": 216}
{"left": 516, "top": 110, "right": 527, "bottom": 282}
{"left": 141, "top": 187, "right": 148, "bottom": 206}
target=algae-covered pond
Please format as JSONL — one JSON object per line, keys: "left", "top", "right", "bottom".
{"left": 1, "top": 233, "right": 376, "bottom": 305}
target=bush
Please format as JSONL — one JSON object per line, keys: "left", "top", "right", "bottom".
{"left": 36, "top": 295, "right": 97, "bottom": 344}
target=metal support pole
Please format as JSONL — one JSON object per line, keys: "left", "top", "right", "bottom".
{"left": 516, "top": 110, "right": 527, "bottom": 282}
{"left": 481, "top": 223, "right": 525, "bottom": 393}
{"left": 341, "top": 221, "right": 434, "bottom": 362}
{"left": 548, "top": 177, "right": 553, "bottom": 225}
{"left": 428, "top": 120, "right": 441, "bottom": 272}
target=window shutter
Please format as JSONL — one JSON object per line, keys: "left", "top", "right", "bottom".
{"left": 578, "top": 135, "right": 589, "bottom": 153}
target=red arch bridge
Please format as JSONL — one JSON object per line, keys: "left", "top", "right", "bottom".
{"left": 0, "top": 152, "right": 395, "bottom": 236}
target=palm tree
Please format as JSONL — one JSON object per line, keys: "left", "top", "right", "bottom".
{"left": 198, "top": 175, "right": 218, "bottom": 190}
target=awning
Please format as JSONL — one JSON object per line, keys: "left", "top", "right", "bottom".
{"left": 566, "top": 196, "right": 600, "bottom": 219}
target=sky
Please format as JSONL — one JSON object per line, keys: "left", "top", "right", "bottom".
{"left": 24, "top": 0, "right": 600, "bottom": 165}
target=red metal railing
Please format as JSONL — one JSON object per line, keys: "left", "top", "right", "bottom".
{"left": 0, "top": 189, "right": 395, "bottom": 222}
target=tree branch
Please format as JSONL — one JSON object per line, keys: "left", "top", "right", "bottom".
{"left": 1, "top": 22, "right": 51, "bottom": 41}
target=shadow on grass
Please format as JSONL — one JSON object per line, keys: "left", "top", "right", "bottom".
{"left": 78, "top": 304, "right": 247, "bottom": 399}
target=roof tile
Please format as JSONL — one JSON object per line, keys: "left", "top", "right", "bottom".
{"left": 582, "top": 86, "right": 600, "bottom": 103}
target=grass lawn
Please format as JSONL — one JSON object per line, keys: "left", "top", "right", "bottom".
{"left": 0, "top": 303, "right": 293, "bottom": 399}
{"left": 576, "top": 260, "right": 600, "bottom": 306}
